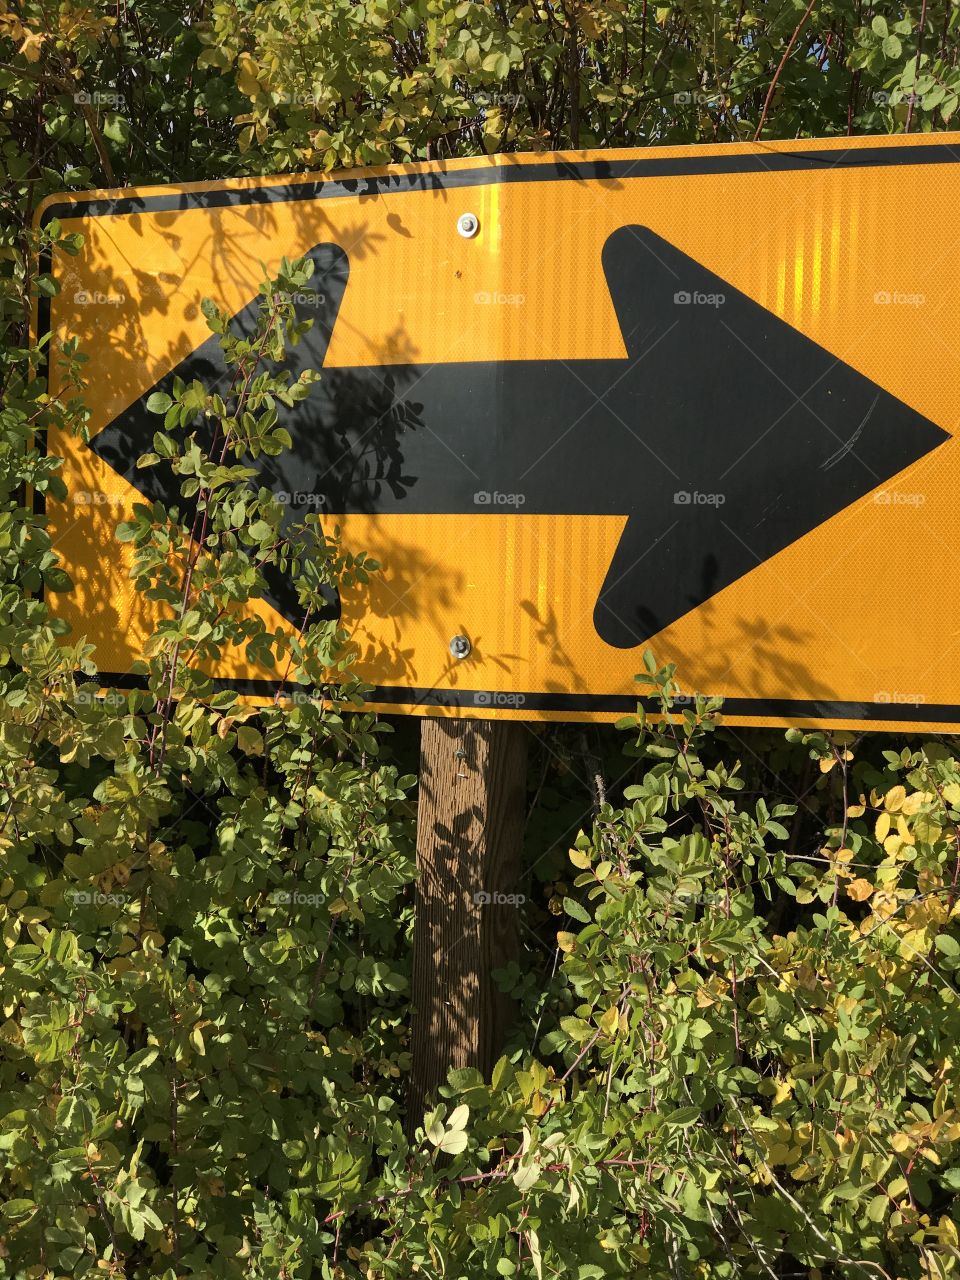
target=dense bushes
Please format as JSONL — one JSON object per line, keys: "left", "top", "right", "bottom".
{"left": 6, "top": 1, "right": 960, "bottom": 1274}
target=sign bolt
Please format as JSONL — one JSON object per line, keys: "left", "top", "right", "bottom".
{"left": 457, "top": 212, "right": 480, "bottom": 239}
{"left": 449, "top": 634, "right": 472, "bottom": 660}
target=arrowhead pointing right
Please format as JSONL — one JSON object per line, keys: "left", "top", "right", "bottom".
{"left": 590, "top": 226, "right": 948, "bottom": 647}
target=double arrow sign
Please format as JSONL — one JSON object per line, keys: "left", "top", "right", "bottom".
{"left": 90, "top": 224, "right": 946, "bottom": 650}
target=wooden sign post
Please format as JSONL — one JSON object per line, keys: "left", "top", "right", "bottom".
{"left": 406, "top": 719, "right": 528, "bottom": 1131}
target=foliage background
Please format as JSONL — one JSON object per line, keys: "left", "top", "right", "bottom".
{"left": 4, "top": 0, "right": 960, "bottom": 1276}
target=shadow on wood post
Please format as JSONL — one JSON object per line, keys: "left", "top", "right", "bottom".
{"left": 405, "top": 717, "right": 529, "bottom": 1138}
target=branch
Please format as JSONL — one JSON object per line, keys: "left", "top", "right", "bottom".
{"left": 753, "top": 0, "right": 818, "bottom": 140}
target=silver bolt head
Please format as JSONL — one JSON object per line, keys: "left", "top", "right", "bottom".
{"left": 457, "top": 212, "right": 479, "bottom": 239}
{"left": 449, "top": 634, "right": 471, "bottom": 659}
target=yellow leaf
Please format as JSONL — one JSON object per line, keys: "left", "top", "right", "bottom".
{"left": 875, "top": 812, "right": 891, "bottom": 842}
{"left": 943, "top": 783, "right": 960, "bottom": 807}
{"left": 190, "top": 1025, "right": 205, "bottom": 1056}
{"left": 847, "top": 878, "right": 874, "bottom": 902}
{"left": 233, "top": 724, "right": 262, "bottom": 754}
{"left": 900, "top": 928, "right": 930, "bottom": 959}
{"left": 896, "top": 815, "right": 916, "bottom": 846}
{"left": 0, "top": 15, "right": 24, "bottom": 41}
{"left": 871, "top": 892, "right": 899, "bottom": 921}
{"left": 901, "top": 791, "right": 925, "bottom": 816}
{"left": 885, "top": 785, "right": 907, "bottom": 813}
{"left": 891, "top": 1132, "right": 911, "bottom": 1152}
{"left": 556, "top": 931, "right": 576, "bottom": 953}
{"left": 914, "top": 814, "right": 943, "bottom": 844}
{"left": 918, "top": 868, "right": 943, "bottom": 894}
{"left": 599, "top": 1005, "right": 619, "bottom": 1036}
{"left": 18, "top": 30, "right": 43, "bottom": 61}
{"left": 569, "top": 848, "right": 591, "bottom": 870}
{"left": 847, "top": 800, "right": 866, "bottom": 818}
{"left": 819, "top": 756, "right": 837, "bottom": 774}
{"left": 773, "top": 1077, "right": 794, "bottom": 1104}
{"left": 906, "top": 897, "right": 947, "bottom": 928}
{"left": 236, "top": 55, "right": 262, "bottom": 97}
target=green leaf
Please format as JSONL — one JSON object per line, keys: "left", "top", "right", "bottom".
{"left": 438, "top": 1129, "right": 468, "bottom": 1155}
{"left": 1, "top": 1199, "right": 35, "bottom": 1222}
{"left": 447, "top": 1104, "right": 469, "bottom": 1131}
{"left": 665, "top": 1106, "right": 700, "bottom": 1127}
{"left": 56, "top": 1096, "right": 93, "bottom": 1133}
{"left": 481, "top": 50, "right": 510, "bottom": 77}
{"left": 43, "top": 567, "right": 73, "bottom": 593}
{"left": 560, "top": 1016, "right": 593, "bottom": 1042}
{"left": 563, "top": 896, "right": 590, "bottom": 924}
{"left": 865, "top": 1192, "right": 888, "bottom": 1223}
{"left": 146, "top": 392, "right": 173, "bottom": 414}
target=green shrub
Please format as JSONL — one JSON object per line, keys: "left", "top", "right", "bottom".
{"left": 5, "top": 5, "right": 960, "bottom": 1273}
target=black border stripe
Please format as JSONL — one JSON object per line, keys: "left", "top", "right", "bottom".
{"left": 86, "top": 673, "right": 960, "bottom": 723}
{"left": 38, "top": 142, "right": 960, "bottom": 226}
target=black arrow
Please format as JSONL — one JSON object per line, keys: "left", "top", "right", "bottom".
{"left": 91, "top": 227, "right": 948, "bottom": 648}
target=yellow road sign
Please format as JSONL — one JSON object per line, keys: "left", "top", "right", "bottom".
{"left": 36, "top": 133, "right": 960, "bottom": 730}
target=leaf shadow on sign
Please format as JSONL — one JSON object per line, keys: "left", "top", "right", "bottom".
{"left": 53, "top": 196, "right": 445, "bottom": 688}
{"left": 516, "top": 566, "right": 832, "bottom": 706}
{"left": 46, "top": 237, "right": 157, "bottom": 668}
{"left": 666, "top": 597, "right": 833, "bottom": 705}
{"left": 517, "top": 599, "right": 581, "bottom": 693}
{"left": 344, "top": 538, "right": 469, "bottom": 685}
{"left": 619, "top": 586, "right": 832, "bottom": 705}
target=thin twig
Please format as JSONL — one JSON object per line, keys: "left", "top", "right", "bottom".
{"left": 753, "top": 0, "right": 818, "bottom": 139}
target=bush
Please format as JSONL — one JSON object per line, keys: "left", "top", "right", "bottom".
{"left": 5, "top": 9, "right": 960, "bottom": 1267}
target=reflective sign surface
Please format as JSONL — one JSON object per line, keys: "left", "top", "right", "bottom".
{"left": 37, "top": 134, "right": 960, "bottom": 729}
